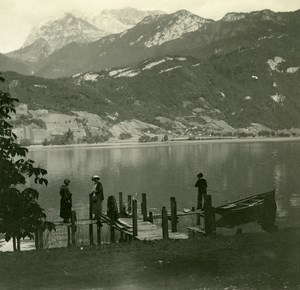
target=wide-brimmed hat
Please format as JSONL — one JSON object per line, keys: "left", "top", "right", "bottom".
{"left": 92, "top": 175, "right": 100, "bottom": 181}
{"left": 197, "top": 173, "right": 203, "bottom": 178}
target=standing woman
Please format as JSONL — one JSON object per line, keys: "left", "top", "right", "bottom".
{"left": 59, "top": 179, "right": 72, "bottom": 223}
{"left": 91, "top": 175, "right": 104, "bottom": 219}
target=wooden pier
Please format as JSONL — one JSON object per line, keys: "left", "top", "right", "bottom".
{"left": 118, "top": 218, "right": 188, "bottom": 241}
{"left": 36, "top": 192, "right": 216, "bottom": 250}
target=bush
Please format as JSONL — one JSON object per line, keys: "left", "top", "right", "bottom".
{"left": 138, "top": 135, "right": 159, "bottom": 142}
{"left": 19, "top": 139, "right": 33, "bottom": 146}
{"left": 119, "top": 132, "right": 132, "bottom": 140}
{"left": 139, "top": 135, "right": 151, "bottom": 142}
{"left": 42, "top": 129, "right": 74, "bottom": 145}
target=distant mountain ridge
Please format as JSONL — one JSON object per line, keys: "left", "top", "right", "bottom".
{"left": 3, "top": 8, "right": 299, "bottom": 79}
{"left": 4, "top": 8, "right": 165, "bottom": 67}
{"left": 3, "top": 43, "right": 300, "bottom": 134}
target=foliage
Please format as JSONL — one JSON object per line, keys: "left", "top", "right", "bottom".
{"left": 138, "top": 135, "right": 151, "bottom": 143}
{"left": 0, "top": 188, "right": 55, "bottom": 243}
{"left": 81, "top": 127, "right": 110, "bottom": 144}
{"left": 138, "top": 135, "right": 159, "bottom": 143}
{"left": 258, "top": 130, "right": 275, "bottom": 137}
{"left": 19, "top": 138, "right": 34, "bottom": 146}
{"left": 119, "top": 132, "right": 132, "bottom": 140}
{"left": 42, "top": 128, "right": 74, "bottom": 145}
{"left": 0, "top": 74, "right": 54, "bottom": 250}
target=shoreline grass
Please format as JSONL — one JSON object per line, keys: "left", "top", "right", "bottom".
{"left": 1, "top": 227, "right": 299, "bottom": 289}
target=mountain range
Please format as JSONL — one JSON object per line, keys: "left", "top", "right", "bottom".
{"left": 1, "top": 7, "right": 300, "bottom": 142}
{"left": 5, "top": 8, "right": 165, "bottom": 69}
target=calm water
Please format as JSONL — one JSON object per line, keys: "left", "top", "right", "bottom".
{"left": 28, "top": 140, "right": 300, "bottom": 228}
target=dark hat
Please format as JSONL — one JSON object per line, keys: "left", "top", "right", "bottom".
{"left": 64, "top": 179, "right": 70, "bottom": 185}
{"left": 197, "top": 173, "right": 203, "bottom": 178}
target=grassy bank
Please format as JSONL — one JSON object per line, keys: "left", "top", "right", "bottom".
{"left": 0, "top": 227, "right": 299, "bottom": 289}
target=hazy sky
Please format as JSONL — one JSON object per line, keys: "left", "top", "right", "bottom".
{"left": 1, "top": 0, "right": 300, "bottom": 53}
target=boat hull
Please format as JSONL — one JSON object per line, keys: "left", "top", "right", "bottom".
{"left": 215, "top": 190, "right": 276, "bottom": 229}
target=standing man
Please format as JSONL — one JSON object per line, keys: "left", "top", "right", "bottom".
{"left": 91, "top": 175, "right": 104, "bottom": 219}
{"left": 59, "top": 179, "right": 72, "bottom": 223}
{"left": 195, "top": 173, "right": 207, "bottom": 210}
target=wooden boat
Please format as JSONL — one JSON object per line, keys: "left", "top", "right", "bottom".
{"left": 215, "top": 190, "right": 277, "bottom": 231}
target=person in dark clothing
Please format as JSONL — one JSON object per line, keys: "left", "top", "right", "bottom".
{"left": 59, "top": 179, "right": 72, "bottom": 223}
{"left": 91, "top": 175, "right": 104, "bottom": 219}
{"left": 195, "top": 173, "right": 207, "bottom": 210}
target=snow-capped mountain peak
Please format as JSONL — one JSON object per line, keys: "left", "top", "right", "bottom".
{"left": 90, "top": 7, "right": 165, "bottom": 34}
{"left": 22, "top": 13, "right": 105, "bottom": 53}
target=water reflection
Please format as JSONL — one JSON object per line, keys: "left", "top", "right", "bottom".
{"left": 29, "top": 140, "right": 300, "bottom": 227}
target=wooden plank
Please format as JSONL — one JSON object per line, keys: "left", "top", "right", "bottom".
{"left": 152, "top": 209, "right": 204, "bottom": 219}
{"left": 118, "top": 217, "right": 188, "bottom": 241}
{"left": 187, "top": 226, "right": 205, "bottom": 238}
{"left": 53, "top": 219, "right": 98, "bottom": 226}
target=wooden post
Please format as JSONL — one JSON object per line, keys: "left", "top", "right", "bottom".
{"left": 149, "top": 212, "right": 153, "bottom": 223}
{"left": 12, "top": 236, "right": 17, "bottom": 252}
{"left": 204, "top": 195, "right": 215, "bottom": 236}
{"left": 89, "top": 193, "right": 94, "bottom": 245}
{"left": 97, "top": 219, "right": 102, "bottom": 246}
{"left": 132, "top": 199, "right": 138, "bottom": 237}
{"left": 162, "top": 206, "right": 169, "bottom": 240}
{"left": 71, "top": 210, "right": 76, "bottom": 246}
{"left": 67, "top": 226, "right": 71, "bottom": 247}
{"left": 35, "top": 230, "right": 39, "bottom": 250}
{"left": 36, "top": 228, "right": 43, "bottom": 250}
{"left": 17, "top": 237, "right": 21, "bottom": 251}
{"left": 142, "top": 193, "right": 147, "bottom": 221}
{"left": 170, "top": 197, "right": 177, "bottom": 232}
{"left": 110, "top": 226, "right": 115, "bottom": 243}
{"left": 119, "top": 192, "right": 123, "bottom": 214}
{"left": 128, "top": 195, "right": 132, "bottom": 213}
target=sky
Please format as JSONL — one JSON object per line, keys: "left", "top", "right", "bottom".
{"left": 0, "top": 0, "right": 300, "bottom": 53}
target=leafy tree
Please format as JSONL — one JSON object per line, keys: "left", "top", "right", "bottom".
{"left": 42, "top": 128, "right": 75, "bottom": 145}
{"left": 0, "top": 74, "right": 55, "bottom": 251}
{"left": 119, "top": 132, "right": 132, "bottom": 140}
{"left": 138, "top": 135, "right": 151, "bottom": 142}
{"left": 150, "top": 136, "right": 159, "bottom": 142}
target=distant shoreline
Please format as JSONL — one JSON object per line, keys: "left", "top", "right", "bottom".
{"left": 27, "top": 136, "right": 300, "bottom": 151}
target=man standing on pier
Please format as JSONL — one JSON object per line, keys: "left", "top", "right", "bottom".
{"left": 195, "top": 173, "right": 207, "bottom": 210}
{"left": 91, "top": 175, "right": 104, "bottom": 219}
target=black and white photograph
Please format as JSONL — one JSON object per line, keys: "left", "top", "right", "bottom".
{"left": 1, "top": 0, "right": 300, "bottom": 289}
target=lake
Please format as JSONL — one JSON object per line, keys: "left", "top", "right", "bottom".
{"left": 28, "top": 139, "right": 300, "bottom": 229}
